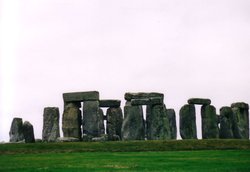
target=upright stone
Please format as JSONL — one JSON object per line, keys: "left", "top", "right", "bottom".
{"left": 82, "top": 101, "right": 101, "bottom": 138}
{"left": 166, "top": 109, "right": 177, "bottom": 139}
{"left": 106, "top": 107, "right": 123, "bottom": 140}
{"left": 179, "top": 104, "right": 197, "bottom": 139}
{"left": 42, "top": 107, "right": 60, "bottom": 142}
{"left": 9, "top": 118, "right": 24, "bottom": 142}
{"left": 23, "top": 121, "right": 35, "bottom": 143}
{"left": 219, "top": 107, "right": 234, "bottom": 139}
{"left": 201, "top": 105, "right": 219, "bottom": 139}
{"left": 62, "top": 102, "right": 82, "bottom": 139}
{"left": 231, "top": 102, "right": 249, "bottom": 139}
{"left": 122, "top": 102, "right": 145, "bottom": 140}
{"left": 146, "top": 104, "right": 170, "bottom": 140}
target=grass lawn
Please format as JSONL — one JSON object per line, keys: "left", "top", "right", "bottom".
{"left": 0, "top": 140, "right": 250, "bottom": 171}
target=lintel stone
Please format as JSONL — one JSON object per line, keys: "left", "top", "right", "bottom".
{"left": 63, "top": 91, "right": 99, "bottom": 102}
{"left": 131, "top": 97, "right": 163, "bottom": 106}
{"left": 99, "top": 100, "right": 121, "bottom": 108}
{"left": 231, "top": 102, "right": 249, "bottom": 109}
{"left": 188, "top": 98, "right": 211, "bottom": 105}
{"left": 125, "top": 92, "right": 164, "bottom": 101}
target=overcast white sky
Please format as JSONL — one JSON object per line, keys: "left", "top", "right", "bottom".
{"left": 1, "top": 0, "right": 250, "bottom": 141}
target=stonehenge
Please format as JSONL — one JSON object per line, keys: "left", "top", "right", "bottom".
{"left": 9, "top": 91, "right": 250, "bottom": 143}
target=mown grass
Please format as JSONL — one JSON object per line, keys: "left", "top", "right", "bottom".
{"left": 0, "top": 140, "right": 250, "bottom": 171}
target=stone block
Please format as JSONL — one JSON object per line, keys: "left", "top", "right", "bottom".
{"left": 131, "top": 97, "right": 163, "bottom": 106}
{"left": 106, "top": 107, "right": 123, "bottom": 140}
{"left": 125, "top": 92, "right": 164, "bottom": 101}
{"left": 23, "top": 121, "right": 35, "bottom": 143}
{"left": 232, "top": 106, "right": 249, "bottom": 139}
{"left": 231, "top": 102, "right": 249, "bottom": 110}
{"left": 188, "top": 98, "right": 211, "bottom": 105}
{"left": 63, "top": 91, "right": 99, "bottom": 102}
{"left": 166, "top": 109, "right": 177, "bottom": 139}
{"left": 99, "top": 99, "right": 121, "bottom": 108}
{"left": 219, "top": 107, "right": 234, "bottom": 139}
{"left": 9, "top": 118, "right": 24, "bottom": 142}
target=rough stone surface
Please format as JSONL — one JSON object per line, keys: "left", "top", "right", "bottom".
{"left": 166, "top": 109, "right": 177, "bottom": 139}
{"left": 9, "top": 118, "right": 24, "bottom": 142}
{"left": 23, "top": 121, "right": 35, "bottom": 143}
{"left": 231, "top": 102, "right": 249, "bottom": 110}
{"left": 62, "top": 103, "right": 82, "bottom": 139}
{"left": 131, "top": 97, "right": 163, "bottom": 106}
{"left": 188, "top": 98, "right": 211, "bottom": 105}
{"left": 63, "top": 91, "right": 99, "bottom": 102}
{"left": 201, "top": 105, "right": 219, "bottom": 139}
{"left": 99, "top": 100, "right": 121, "bottom": 108}
{"left": 82, "top": 101, "right": 102, "bottom": 138}
{"left": 231, "top": 106, "right": 249, "bottom": 139}
{"left": 146, "top": 104, "right": 170, "bottom": 140}
{"left": 56, "top": 137, "right": 80, "bottom": 142}
{"left": 125, "top": 92, "right": 164, "bottom": 101}
{"left": 179, "top": 104, "right": 197, "bottom": 139}
{"left": 121, "top": 102, "right": 145, "bottom": 140}
{"left": 219, "top": 107, "right": 234, "bottom": 139}
{"left": 106, "top": 107, "right": 123, "bottom": 140}
{"left": 42, "top": 107, "right": 60, "bottom": 142}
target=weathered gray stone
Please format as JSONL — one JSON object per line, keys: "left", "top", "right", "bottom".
{"left": 231, "top": 102, "right": 249, "bottom": 139}
{"left": 125, "top": 92, "right": 164, "bottom": 101}
{"left": 63, "top": 91, "right": 99, "bottom": 102}
{"left": 219, "top": 107, "right": 234, "bottom": 139}
{"left": 23, "top": 121, "right": 35, "bottom": 143}
{"left": 42, "top": 107, "right": 60, "bottom": 142}
{"left": 62, "top": 102, "right": 82, "bottom": 139}
{"left": 106, "top": 107, "right": 123, "bottom": 140}
{"left": 166, "top": 109, "right": 177, "bottom": 139}
{"left": 9, "top": 118, "right": 24, "bottom": 142}
{"left": 56, "top": 137, "right": 80, "bottom": 142}
{"left": 92, "top": 135, "right": 108, "bottom": 142}
{"left": 121, "top": 102, "right": 145, "bottom": 140}
{"left": 231, "top": 102, "right": 249, "bottom": 110}
{"left": 188, "top": 98, "right": 211, "bottom": 105}
{"left": 146, "top": 104, "right": 170, "bottom": 140}
{"left": 201, "top": 105, "right": 219, "bottom": 139}
{"left": 99, "top": 108, "right": 105, "bottom": 135}
{"left": 99, "top": 100, "right": 121, "bottom": 108}
{"left": 131, "top": 97, "right": 163, "bottom": 106}
{"left": 179, "top": 104, "right": 197, "bottom": 139}
{"left": 82, "top": 101, "right": 102, "bottom": 138}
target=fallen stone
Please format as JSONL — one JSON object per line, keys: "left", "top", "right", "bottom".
{"left": 99, "top": 100, "right": 121, "bottom": 108}
{"left": 232, "top": 105, "right": 249, "bottom": 139}
{"left": 62, "top": 102, "right": 82, "bottom": 139}
{"left": 92, "top": 135, "right": 108, "bottom": 142}
{"left": 219, "top": 106, "right": 234, "bottom": 139}
{"left": 82, "top": 101, "right": 102, "bottom": 137}
{"left": 63, "top": 91, "right": 99, "bottom": 102}
{"left": 23, "top": 121, "right": 35, "bottom": 143}
{"left": 42, "top": 107, "right": 60, "bottom": 142}
{"left": 146, "top": 104, "right": 170, "bottom": 140}
{"left": 121, "top": 102, "right": 145, "bottom": 140}
{"left": 106, "top": 107, "right": 123, "bottom": 140}
{"left": 188, "top": 98, "right": 211, "bottom": 105}
{"left": 9, "top": 118, "right": 24, "bottom": 142}
{"left": 201, "top": 105, "right": 219, "bottom": 139}
{"left": 56, "top": 137, "right": 80, "bottom": 142}
{"left": 131, "top": 97, "right": 163, "bottom": 106}
{"left": 179, "top": 104, "right": 197, "bottom": 139}
{"left": 125, "top": 92, "right": 164, "bottom": 101}
{"left": 166, "top": 109, "right": 177, "bottom": 139}
{"left": 231, "top": 102, "right": 249, "bottom": 110}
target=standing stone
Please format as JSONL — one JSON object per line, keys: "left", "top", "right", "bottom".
{"left": 42, "top": 107, "right": 60, "bottom": 142}
{"left": 121, "top": 102, "right": 145, "bottom": 140}
{"left": 82, "top": 101, "right": 101, "bottom": 138}
{"left": 9, "top": 118, "right": 24, "bottom": 142}
{"left": 219, "top": 107, "right": 234, "bottom": 139}
{"left": 166, "top": 109, "right": 177, "bottom": 139}
{"left": 23, "top": 121, "right": 35, "bottom": 143}
{"left": 146, "top": 104, "right": 170, "bottom": 140}
{"left": 201, "top": 105, "right": 219, "bottom": 139}
{"left": 231, "top": 102, "right": 249, "bottom": 139}
{"left": 62, "top": 102, "right": 82, "bottom": 139}
{"left": 99, "top": 108, "right": 105, "bottom": 135}
{"left": 106, "top": 107, "right": 123, "bottom": 140}
{"left": 179, "top": 104, "right": 197, "bottom": 139}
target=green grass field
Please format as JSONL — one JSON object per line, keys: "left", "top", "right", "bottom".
{"left": 0, "top": 140, "right": 250, "bottom": 171}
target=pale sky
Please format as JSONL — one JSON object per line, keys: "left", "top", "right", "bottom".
{"left": 1, "top": 0, "right": 250, "bottom": 141}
